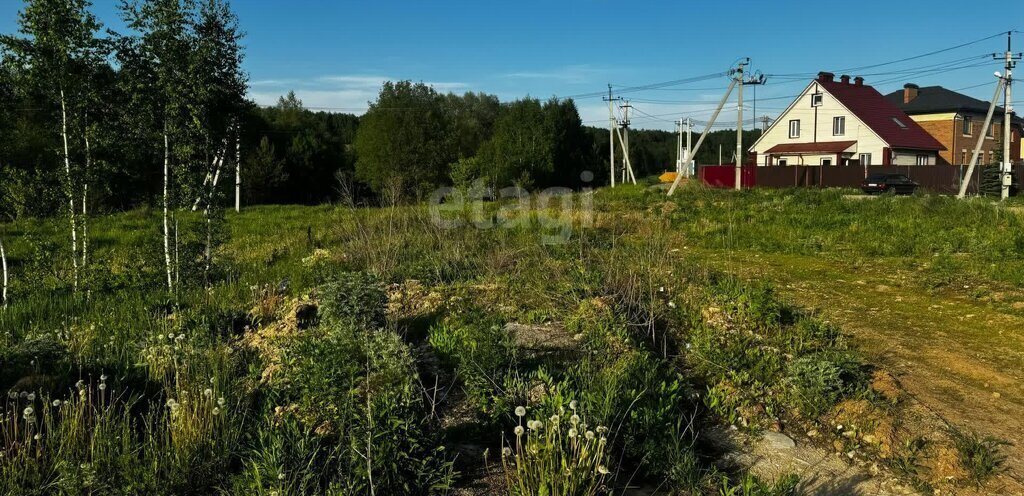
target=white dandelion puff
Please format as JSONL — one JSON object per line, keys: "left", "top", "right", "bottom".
{"left": 568, "top": 428, "right": 578, "bottom": 438}
{"left": 514, "top": 426, "right": 524, "bottom": 436}
{"left": 514, "top": 406, "right": 526, "bottom": 417}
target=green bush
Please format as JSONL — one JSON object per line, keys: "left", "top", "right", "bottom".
{"left": 278, "top": 322, "right": 454, "bottom": 494}
{"left": 428, "top": 310, "right": 515, "bottom": 420}
{"left": 318, "top": 272, "right": 387, "bottom": 328}
{"left": 785, "top": 350, "right": 868, "bottom": 417}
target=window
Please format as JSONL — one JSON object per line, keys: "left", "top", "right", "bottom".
{"left": 859, "top": 153, "right": 872, "bottom": 165}
{"left": 821, "top": 158, "right": 832, "bottom": 166}
{"left": 961, "top": 150, "right": 967, "bottom": 165}
{"left": 892, "top": 117, "right": 907, "bottom": 129}
{"left": 963, "top": 116, "right": 973, "bottom": 136}
{"left": 916, "top": 154, "right": 929, "bottom": 166}
{"left": 778, "top": 159, "right": 788, "bottom": 167}
{"left": 986, "top": 122, "right": 994, "bottom": 138}
{"left": 833, "top": 116, "right": 846, "bottom": 136}
{"left": 811, "top": 93, "right": 823, "bottom": 107}
{"left": 789, "top": 120, "right": 800, "bottom": 138}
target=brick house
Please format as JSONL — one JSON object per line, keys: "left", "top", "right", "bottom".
{"left": 750, "top": 72, "right": 944, "bottom": 167}
{"left": 883, "top": 84, "right": 1022, "bottom": 166}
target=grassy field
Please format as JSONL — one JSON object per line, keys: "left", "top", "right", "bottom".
{"left": 0, "top": 184, "right": 1020, "bottom": 495}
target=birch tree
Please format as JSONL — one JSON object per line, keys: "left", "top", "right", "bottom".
{"left": 120, "top": 0, "right": 195, "bottom": 292}
{"left": 1, "top": 237, "right": 8, "bottom": 309}
{"left": 1, "top": 0, "right": 105, "bottom": 293}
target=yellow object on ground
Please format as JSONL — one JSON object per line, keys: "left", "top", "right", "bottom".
{"left": 659, "top": 171, "right": 678, "bottom": 183}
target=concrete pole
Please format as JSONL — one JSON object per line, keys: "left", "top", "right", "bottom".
{"left": 735, "top": 62, "right": 744, "bottom": 191}
{"left": 686, "top": 118, "right": 693, "bottom": 177}
{"left": 677, "top": 120, "right": 683, "bottom": 175}
{"left": 608, "top": 85, "right": 616, "bottom": 188}
{"left": 1003, "top": 33, "right": 1014, "bottom": 200}
{"left": 668, "top": 78, "right": 737, "bottom": 196}
{"left": 958, "top": 78, "right": 1005, "bottom": 198}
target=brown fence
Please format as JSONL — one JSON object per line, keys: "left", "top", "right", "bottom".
{"left": 699, "top": 165, "right": 1020, "bottom": 195}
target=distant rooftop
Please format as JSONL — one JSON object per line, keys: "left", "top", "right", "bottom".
{"left": 883, "top": 85, "right": 1022, "bottom": 124}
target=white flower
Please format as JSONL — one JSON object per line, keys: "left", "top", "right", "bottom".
{"left": 570, "top": 414, "right": 580, "bottom": 425}
{"left": 502, "top": 447, "right": 512, "bottom": 457}
{"left": 167, "top": 333, "right": 175, "bottom": 340}
{"left": 585, "top": 430, "right": 595, "bottom": 440}
{"left": 98, "top": 383, "right": 107, "bottom": 391}
{"left": 598, "top": 465, "right": 610, "bottom": 475}
{"left": 33, "top": 434, "right": 41, "bottom": 441}
{"left": 99, "top": 374, "right": 107, "bottom": 381}
{"left": 668, "top": 301, "right": 677, "bottom": 309}
{"left": 27, "top": 393, "right": 35, "bottom": 401}
{"left": 52, "top": 400, "right": 61, "bottom": 407}
{"left": 217, "top": 397, "right": 226, "bottom": 407}
{"left": 568, "top": 428, "right": 578, "bottom": 438}
{"left": 596, "top": 426, "right": 608, "bottom": 434}
{"left": 514, "top": 406, "right": 526, "bottom": 417}
{"left": 278, "top": 473, "right": 285, "bottom": 480}
{"left": 203, "top": 389, "right": 213, "bottom": 398}
{"left": 569, "top": 400, "right": 578, "bottom": 411}
{"left": 7, "top": 391, "right": 16, "bottom": 399}
{"left": 212, "top": 407, "right": 221, "bottom": 416}
{"left": 513, "top": 426, "right": 524, "bottom": 436}
{"left": 549, "top": 414, "right": 559, "bottom": 424}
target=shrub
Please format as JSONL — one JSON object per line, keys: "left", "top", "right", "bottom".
{"left": 428, "top": 311, "right": 514, "bottom": 418}
{"left": 318, "top": 272, "right": 387, "bottom": 328}
{"left": 279, "top": 323, "right": 454, "bottom": 494}
{"left": 785, "top": 350, "right": 868, "bottom": 417}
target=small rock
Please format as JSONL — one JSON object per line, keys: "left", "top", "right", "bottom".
{"left": 846, "top": 450, "right": 856, "bottom": 459}
{"left": 764, "top": 432, "right": 795, "bottom": 450}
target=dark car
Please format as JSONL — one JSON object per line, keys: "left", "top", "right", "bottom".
{"left": 861, "top": 173, "right": 918, "bottom": 195}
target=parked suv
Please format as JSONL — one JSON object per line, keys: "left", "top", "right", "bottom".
{"left": 861, "top": 173, "right": 918, "bottom": 195}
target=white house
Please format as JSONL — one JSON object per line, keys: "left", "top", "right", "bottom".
{"left": 750, "top": 72, "right": 944, "bottom": 167}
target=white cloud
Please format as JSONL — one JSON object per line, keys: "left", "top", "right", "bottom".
{"left": 503, "top": 64, "right": 609, "bottom": 84}
{"left": 248, "top": 74, "right": 469, "bottom": 113}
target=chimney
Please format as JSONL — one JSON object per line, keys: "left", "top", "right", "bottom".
{"left": 854, "top": 76, "right": 864, "bottom": 86}
{"left": 903, "top": 83, "right": 919, "bottom": 104}
{"left": 817, "top": 71, "right": 835, "bottom": 83}
{"left": 840, "top": 74, "right": 851, "bottom": 84}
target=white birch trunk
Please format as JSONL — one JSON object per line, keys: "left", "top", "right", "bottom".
{"left": 82, "top": 122, "right": 91, "bottom": 268}
{"left": 163, "top": 128, "right": 173, "bottom": 292}
{"left": 60, "top": 88, "right": 79, "bottom": 292}
{"left": 1, "top": 237, "right": 8, "bottom": 309}
{"left": 235, "top": 126, "right": 241, "bottom": 213}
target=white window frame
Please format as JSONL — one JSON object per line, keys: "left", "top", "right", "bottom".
{"left": 915, "top": 154, "right": 929, "bottom": 166}
{"left": 821, "top": 158, "right": 832, "bottom": 166}
{"left": 789, "top": 120, "right": 800, "bottom": 138}
{"left": 859, "top": 153, "right": 871, "bottom": 165}
{"left": 963, "top": 116, "right": 973, "bottom": 136}
{"left": 777, "top": 159, "right": 788, "bottom": 166}
{"left": 833, "top": 116, "right": 846, "bottom": 136}
{"left": 811, "top": 93, "right": 823, "bottom": 107}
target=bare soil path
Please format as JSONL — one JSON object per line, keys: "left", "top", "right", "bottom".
{"left": 694, "top": 248, "right": 1024, "bottom": 494}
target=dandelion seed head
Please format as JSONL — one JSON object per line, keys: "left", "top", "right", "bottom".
{"left": 26, "top": 393, "right": 35, "bottom": 401}
{"left": 514, "top": 406, "right": 526, "bottom": 417}
{"left": 570, "top": 414, "right": 580, "bottom": 425}
{"left": 513, "top": 426, "right": 524, "bottom": 436}
{"left": 502, "top": 447, "right": 512, "bottom": 457}
{"left": 568, "top": 428, "right": 577, "bottom": 438}
{"left": 585, "top": 430, "right": 595, "bottom": 440}
{"left": 203, "top": 388, "right": 213, "bottom": 398}
{"left": 212, "top": 408, "right": 220, "bottom": 416}
{"left": 33, "top": 434, "right": 41, "bottom": 440}
{"left": 217, "top": 397, "right": 226, "bottom": 407}
{"left": 598, "top": 465, "right": 610, "bottom": 475}
{"left": 19, "top": 391, "right": 27, "bottom": 399}
{"left": 596, "top": 426, "right": 608, "bottom": 434}
{"left": 569, "top": 400, "right": 578, "bottom": 411}
{"left": 98, "top": 384, "right": 106, "bottom": 391}
{"left": 52, "top": 400, "right": 61, "bottom": 407}
{"left": 99, "top": 374, "right": 107, "bottom": 381}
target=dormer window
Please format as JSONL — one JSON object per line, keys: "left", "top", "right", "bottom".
{"left": 811, "top": 93, "right": 823, "bottom": 107}
{"left": 892, "top": 117, "right": 907, "bottom": 129}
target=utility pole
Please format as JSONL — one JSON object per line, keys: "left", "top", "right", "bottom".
{"left": 958, "top": 76, "right": 1006, "bottom": 198}
{"left": 604, "top": 85, "right": 621, "bottom": 188}
{"left": 667, "top": 77, "right": 739, "bottom": 196}
{"left": 760, "top": 115, "right": 771, "bottom": 132}
{"left": 995, "top": 31, "right": 1021, "bottom": 200}
{"left": 685, "top": 117, "right": 692, "bottom": 177}
{"left": 734, "top": 59, "right": 767, "bottom": 190}
{"left": 676, "top": 119, "right": 683, "bottom": 175}
{"left": 235, "top": 124, "right": 242, "bottom": 212}
{"left": 621, "top": 100, "right": 636, "bottom": 184}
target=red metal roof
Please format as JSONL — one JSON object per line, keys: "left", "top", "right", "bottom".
{"left": 818, "top": 79, "right": 945, "bottom": 151}
{"left": 765, "top": 141, "right": 857, "bottom": 154}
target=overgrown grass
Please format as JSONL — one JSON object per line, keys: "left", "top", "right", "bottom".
{"left": 1, "top": 186, "right": 1013, "bottom": 493}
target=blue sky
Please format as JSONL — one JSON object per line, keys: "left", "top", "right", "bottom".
{"left": 2, "top": 1, "right": 1021, "bottom": 130}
